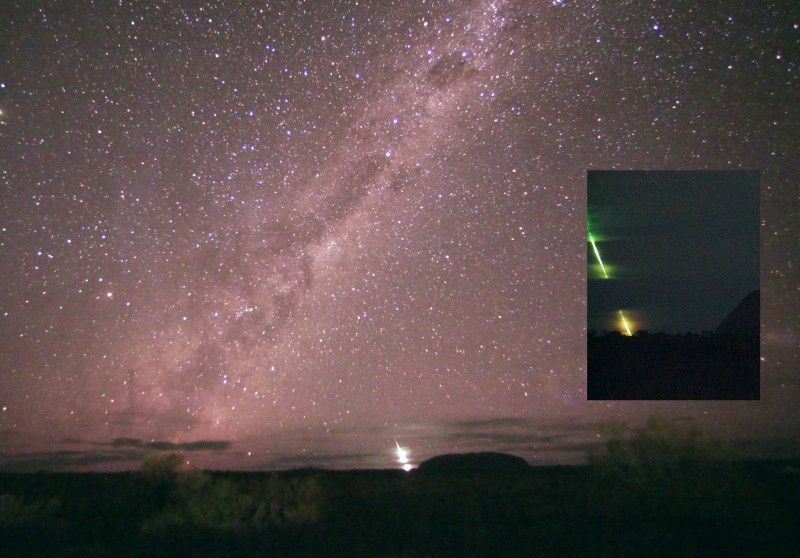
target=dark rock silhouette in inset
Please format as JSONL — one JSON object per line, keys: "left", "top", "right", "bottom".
{"left": 716, "top": 290, "right": 759, "bottom": 339}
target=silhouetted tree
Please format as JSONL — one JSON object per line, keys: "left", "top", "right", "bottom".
{"left": 590, "top": 416, "right": 725, "bottom": 508}
{"left": 140, "top": 453, "right": 184, "bottom": 480}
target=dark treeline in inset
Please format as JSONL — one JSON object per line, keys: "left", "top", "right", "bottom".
{"left": 587, "top": 329, "right": 759, "bottom": 399}
{"left": 1, "top": 418, "right": 799, "bottom": 557}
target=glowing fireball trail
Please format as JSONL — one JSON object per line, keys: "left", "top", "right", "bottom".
{"left": 589, "top": 228, "right": 633, "bottom": 336}
{"left": 588, "top": 233, "right": 609, "bottom": 279}
{"left": 618, "top": 310, "right": 633, "bottom": 337}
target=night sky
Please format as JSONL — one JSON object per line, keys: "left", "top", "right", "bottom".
{"left": 587, "top": 171, "right": 760, "bottom": 334}
{"left": 1, "top": 1, "right": 798, "bottom": 471}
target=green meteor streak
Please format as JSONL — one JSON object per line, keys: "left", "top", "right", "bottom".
{"left": 588, "top": 233, "right": 608, "bottom": 279}
{"left": 589, "top": 227, "right": 636, "bottom": 335}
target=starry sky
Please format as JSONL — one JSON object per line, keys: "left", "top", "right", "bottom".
{"left": 0, "top": 1, "right": 798, "bottom": 471}
{"left": 587, "top": 170, "right": 760, "bottom": 334}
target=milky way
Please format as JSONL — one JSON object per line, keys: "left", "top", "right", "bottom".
{"left": 0, "top": 1, "right": 798, "bottom": 469}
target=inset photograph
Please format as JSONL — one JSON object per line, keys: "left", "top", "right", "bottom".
{"left": 587, "top": 171, "right": 760, "bottom": 400}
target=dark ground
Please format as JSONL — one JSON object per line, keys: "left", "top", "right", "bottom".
{"left": 1, "top": 459, "right": 798, "bottom": 557}
{"left": 587, "top": 331, "right": 760, "bottom": 400}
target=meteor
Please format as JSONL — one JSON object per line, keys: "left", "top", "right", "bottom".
{"left": 394, "top": 439, "right": 409, "bottom": 464}
{"left": 589, "top": 227, "right": 636, "bottom": 336}
{"left": 394, "top": 439, "right": 413, "bottom": 471}
{"left": 618, "top": 310, "right": 633, "bottom": 336}
{"left": 588, "top": 232, "right": 609, "bottom": 279}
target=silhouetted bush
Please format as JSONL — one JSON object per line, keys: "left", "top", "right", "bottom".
{"left": 590, "top": 416, "right": 732, "bottom": 511}
{"left": 0, "top": 493, "right": 60, "bottom": 528}
{"left": 140, "top": 453, "right": 185, "bottom": 480}
{"left": 268, "top": 475, "right": 323, "bottom": 524}
{"left": 141, "top": 471, "right": 324, "bottom": 534}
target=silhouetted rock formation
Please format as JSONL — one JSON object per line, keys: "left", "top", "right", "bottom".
{"left": 416, "top": 452, "right": 530, "bottom": 472}
{"left": 716, "top": 290, "right": 759, "bottom": 339}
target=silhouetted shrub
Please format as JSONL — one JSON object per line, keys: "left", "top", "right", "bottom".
{"left": 0, "top": 493, "right": 60, "bottom": 528}
{"left": 590, "top": 416, "right": 725, "bottom": 504}
{"left": 141, "top": 472, "right": 324, "bottom": 534}
{"left": 140, "top": 453, "right": 185, "bottom": 480}
{"left": 175, "top": 467, "right": 212, "bottom": 492}
{"left": 269, "top": 475, "right": 323, "bottom": 524}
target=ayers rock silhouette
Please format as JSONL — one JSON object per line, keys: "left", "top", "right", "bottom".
{"left": 416, "top": 452, "right": 530, "bottom": 473}
{"left": 716, "top": 290, "right": 759, "bottom": 339}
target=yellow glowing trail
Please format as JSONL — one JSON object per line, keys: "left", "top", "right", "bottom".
{"left": 618, "top": 310, "right": 633, "bottom": 336}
